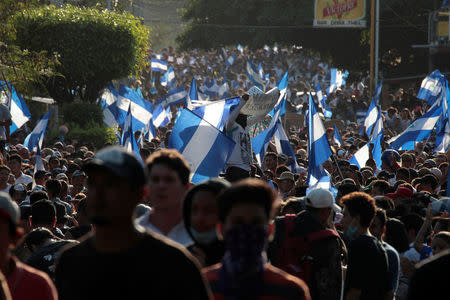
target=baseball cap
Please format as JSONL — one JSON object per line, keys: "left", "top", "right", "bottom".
{"left": 83, "top": 146, "right": 147, "bottom": 187}
{"left": 386, "top": 187, "right": 414, "bottom": 199}
{"left": 72, "top": 170, "right": 87, "bottom": 178}
{"left": 278, "top": 171, "right": 295, "bottom": 182}
{"left": 0, "top": 192, "right": 20, "bottom": 224}
{"left": 305, "top": 188, "right": 334, "bottom": 208}
{"left": 56, "top": 173, "right": 68, "bottom": 181}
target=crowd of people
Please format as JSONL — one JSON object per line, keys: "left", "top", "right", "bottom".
{"left": 0, "top": 44, "right": 448, "bottom": 300}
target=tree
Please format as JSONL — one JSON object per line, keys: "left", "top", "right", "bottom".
{"left": 178, "top": 0, "right": 435, "bottom": 78}
{"left": 11, "top": 4, "right": 150, "bottom": 102}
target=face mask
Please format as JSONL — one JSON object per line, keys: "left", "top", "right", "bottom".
{"left": 224, "top": 224, "right": 267, "bottom": 264}
{"left": 190, "top": 227, "right": 217, "bottom": 245}
{"left": 346, "top": 225, "right": 358, "bottom": 240}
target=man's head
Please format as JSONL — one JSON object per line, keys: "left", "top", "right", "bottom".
{"left": 217, "top": 179, "right": 276, "bottom": 247}
{"left": 0, "top": 192, "right": 21, "bottom": 260}
{"left": 45, "top": 179, "right": 61, "bottom": 199}
{"left": 370, "top": 208, "right": 387, "bottom": 240}
{"left": 0, "top": 165, "right": 11, "bottom": 185}
{"left": 264, "top": 152, "right": 278, "bottom": 171}
{"left": 371, "top": 179, "right": 390, "bottom": 197}
{"left": 416, "top": 174, "right": 439, "bottom": 194}
{"left": 71, "top": 170, "right": 87, "bottom": 190}
{"left": 7, "top": 154, "right": 22, "bottom": 176}
{"left": 83, "top": 146, "right": 148, "bottom": 227}
{"left": 305, "top": 188, "right": 335, "bottom": 225}
{"left": 341, "top": 192, "right": 376, "bottom": 239}
{"left": 146, "top": 149, "right": 190, "bottom": 210}
{"left": 34, "top": 170, "right": 50, "bottom": 186}
{"left": 381, "top": 149, "right": 401, "bottom": 172}
{"left": 277, "top": 171, "right": 295, "bottom": 194}
{"left": 30, "top": 200, "right": 56, "bottom": 229}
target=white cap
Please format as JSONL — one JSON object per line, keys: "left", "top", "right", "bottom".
{"left": 305, "top": 188, "right": 334, "bottom": 208}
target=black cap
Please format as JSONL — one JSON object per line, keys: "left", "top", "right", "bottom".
{"left": 83, "top": 146, "right": 147, "bottom": 187}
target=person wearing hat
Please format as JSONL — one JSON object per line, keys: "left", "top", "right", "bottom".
{"left": 0, "top": 192, "right": 58, "bottom": 299}
{"left": 269, "top": 188, "right": 344, "bottom": 300}
{"left": 277, "top": 171, "right": 295, "bottom": 199}
{"left": 55, "top": 146, "right": 211, "bottom": 299}
{"left": 69, "top": 170, "right": 87, "bottom": 198}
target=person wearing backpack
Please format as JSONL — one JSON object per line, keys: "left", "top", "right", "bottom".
{"left": 268, "top": 188, "right": 344, "bottom": 300}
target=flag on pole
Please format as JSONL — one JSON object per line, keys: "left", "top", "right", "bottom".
{"left": 23, "top": 110, "right": 52, "bottom": 152}
{"left": 359, "top": 98, "right": 379, "bottom": 137}
{"left": 121, "top": 104, "right": 143, "bottom": 165}
{"left": 326, "top": 69, "right": 344, "bottom": 95}
{"left": 349, "top": 134, "right": 382, "bottom": 169}
{"left": 246, "top": 60, "right": 265, "bottom": 91}
{"left": 237, "top": 44, "right": 244, "bottom": 53}
{"left": 160, "top": 66, "right": 176, "bottom": 89}
{"left": 316, "top": 83, "right": 332, "bottom": 118}
{"left": 307, "top": 94, "right": 332, "bottom": 168}
{"left": 157, "top": 87, "right": 188, "bottom": 107}
{"left": 193, "top": 97, "right": 240, "bottom": 131}
{"left": 417, "top": 70, "right": 445, "bottom": 105}
{"left": 388, "top": 104, "right": 442, "bottom": 150}
{"left": 374, "top": 80, "right": 383, "bottom": 105}
{"left": 333, "top": 124, "right": 342, "bottom": 147}
{"left": 151, "top": 58, "right": 168, "bottom": 72}
{"left": 226, "top": 54, "right": 235, "bottom": 67}
{"left": 273, "top": 120, "right": 302, "bottom": 173}
{"left": 119, "top": 85, "right": 153, "bottom": 132}
{"left": 168, "top": 109, "right": 235, "bottom": 183}
{"left": 34, "top": 145, "right": 45, "bottom": 173}
{"left": 435, "top": 82, "right": 450, "bottom": 153}
{"left": 0, "top": 82, "right": 31, "bottom": 134}
{"left": 152, "top": 104, "right": 170, "bottom": 128}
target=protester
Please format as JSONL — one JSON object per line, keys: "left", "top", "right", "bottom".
{"left": 55, "top": 146, "right": 212, "bottom": 299}
{"left": 203, "top": 178, "right": 311, "bottom": 300}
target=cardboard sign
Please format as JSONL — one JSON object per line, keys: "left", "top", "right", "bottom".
{"left": 240, "top": 87, "right": 279, "bottom": 117}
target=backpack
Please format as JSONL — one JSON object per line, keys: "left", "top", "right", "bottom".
{"left": 272, "top": 214, "right": 339, "bottom": 286}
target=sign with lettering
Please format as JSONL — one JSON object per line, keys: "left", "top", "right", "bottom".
{"left": 314, "top": 0, "right": 367, "bottom": 28}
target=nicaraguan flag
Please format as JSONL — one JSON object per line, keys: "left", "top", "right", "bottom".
{"left": 273, "top": 120, "right": 301, "bottom": 173}
{"left": 316, "top": 83, "right": 332, "bottom": 118}
{"left": 119, "top": 85, "right": 153, "bottom": 132}
{"left": 417, "top": 70, "right": 445, "bottom": 105}
{"left": 246, "top": 60, "right": 265, "bottom": 90}
{"left": 169, "top": 109, "right": 235, "bottom": 183}
{"left": 151, "top": 58, "right": 168, "bottom": 72}
{"left": 333, "top": 124, "right": 342, "bottom": 147}
{"left": 251, "top": 100, "right": 284, "bottom": 166}
{"left": 374, "top": 81, "right": 383, "bottom": 105}
{"left": 121, "top": 104, "right": 143, "bottom": 165}
{"left": 349, "top": 134, "right": 382, "bottom": 169}
{"left": 186, "top": 77, "right": 198, "bottom": 109}
{"left": 307, "top": 93, "right": 332, "bottom": 169}
{"left": 160, "top": 65, "right": 176, "bottom": 89}
{"left": 34, "top": 145, "right": 45, "bottom": 173}
{"left": 307, "top": 165, "right": 334, "bottom": 193}
{"left": 237, "top": 44, "right": 244, "bottom": 53}
{"left": 193, "top": 97, "right": 240, "bottom": 131}
{"left": 226, "top": 54, "right": 235, "bottom": 67}
{"left": 258, "top": 63, "right": 265, "bottom": 82}
{"left": 388, "top": 104, "right": 442, "bottom": 150}
{"left": 152, "top": 104, "right": 170, "bottom": 128}
{"left": 0, "top": 82, "right": 31, "bottom": 134}
{"left": 100, "top": 84, "right": 123, "bottom": 127}
{"left": 144, "top": 120, "right": 157, "bottom": 142}
{"left": 361, "top": 98, "right": 379, "bottom": 137}
{"left": 165, "top": 87, "right": 188, "bottom": 106}
{"left": 326, "top": 68, "right": 344, "bottom": 95}
{"left": 23, "top": 109, "right": 52, "bottom": 152}
{"left": 370, "top": 109, "right": 384, "bottom": 141}
{"left": 435, "top": 83, "right": 450, "bottom": 153}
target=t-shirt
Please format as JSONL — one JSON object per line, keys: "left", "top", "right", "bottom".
{"left": 383, "top": 242, "right": 400, "bottom": 295}
{"left": 226, "top": 123, "right": 252, "bottom": 171}
{"left": 15, "top": 172, "right": 33, "bottom": 185}
{"left": 55, "top": 229, "right": 211, "bottom": 300}
{"left": 27, "top": 240, "right": 74, "bottom": 282}
{"left": 344, "top": 235, "right": 390, "bottom": 300}
{"left": 0, "top": 103, "right": 11, "bottom": 141}
{"left": 203, "top": 263, "right": 311, "bottom": 300}
{"left": 7, "top": 257, "right": 58, "bottom": 300}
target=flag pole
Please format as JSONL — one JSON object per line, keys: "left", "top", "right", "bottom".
{"left": 370, "top": 0, "right": 375, "bottom": 97}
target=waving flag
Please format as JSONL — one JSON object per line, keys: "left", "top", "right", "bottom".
{"left": 417, "top": 70, "right": 445, "bottom": 105}
{"left": 151, "top": 58, "right": 168, "bottom": 72}
{"left": 34, "top": 145, "right": 45, "bottom": 173}
{"left": 374, "top": 81, "right": 383, "bottom": 105}
{"left": 370, "top": 109, "right": 384, "bottom": 141}
{"left": 193, "top": 97, "right": 240, "bottom": 131}
{"left": 307, "top": 94, "right": 332, "bottom": 168}
{"left": 152, "top": 104, "right": 170, "bottom": 128}
{"left": 388, "top": 104, "right": 442, "bottom": 150}
{"left": 333, "top": 124, "right": 342, "bottom": 147}
{"left": 165, "top": 87, "right": 188, "bottom": 106}
{"left": 350, "top": 134, "right": 382, "bottom": 169}
{"left": 160, "top": 65, "right": 176, "bottom": 89}
{"left": 316, "top": 83, "right": 332, "bottom": 118}
{"left": 435, "top": 83, "right": 450, "bottom": 153}
{"left": 237, "top": 44, "right": 244, "bottom": 53}
{"left": 186, "top": 77, "right": 198, "bottom": 109}
{"left": 0, "top": 82, "right": 31, "bottom": 134}
{"left": 119, "top": 85, "right": 153, "bottom": 132}
{"left": 121, "top": 105, "right": 143, "bottom": 165}
{"left": 326, "top": 69, "right": 344, "bottom": 95}
{"left": 273, "top": 120, "right": 301, "bottom": 173}
{"left": 359, "top": 98, "right": 378, "bottom": 137}
{"left": 169, "top": 109, "right": 235, "bottom": 183}
{"left": 23, "top": 110, "right": 52, "bottom": 152}
{"left": 246, "top": 60, "right": 265, "bottom": 90}
{"left": 226, "top": 54, "right": 235, "bottom": 67}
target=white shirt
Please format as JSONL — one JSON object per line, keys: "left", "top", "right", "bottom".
{"left": 15, "top": 172, "right": 33, "bottom": 186}
{"left": 135, "top": 210, "right": 194, "bottom": 247}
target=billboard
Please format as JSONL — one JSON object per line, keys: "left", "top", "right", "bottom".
{"left": 314, "top": 0, "right": 367, "bottom": 28}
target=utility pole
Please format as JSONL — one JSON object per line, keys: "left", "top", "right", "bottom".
{"left": 370, "top": 0, "right": 375, "bottom": 97}
{"left": 375, "top": 0, "right": 380, "bottom": 89}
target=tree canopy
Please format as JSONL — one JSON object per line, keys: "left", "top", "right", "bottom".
{"left": 177, "top": 0, "right": 436, "bottom": 78}
{"left": 12, "top": 4, "right": 150, "bottom": 102}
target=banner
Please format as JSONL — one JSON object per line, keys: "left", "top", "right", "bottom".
{"left": 314, "top": 0, "right": 367, "bottom": 28}
{"left": 240, "top": 88, "right": 279, "bottom": 118}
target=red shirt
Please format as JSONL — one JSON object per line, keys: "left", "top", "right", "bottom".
{"left": 7, "top": 257, "right": 58, "bottom": 300}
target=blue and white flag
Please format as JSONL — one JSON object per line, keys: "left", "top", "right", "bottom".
{"left": 186, "top": 77, "right": 198, "bottom": 109}
{"left": 374, "top": 80, "right": 383, "bottom": 105}
{"left": 316, "top": 83, "right": 332, "bottom": 118}
{"left": 144, "top": 120, "right": 157, "bottom": 142}
{"left": 160, "top": 65, "right": 176, "bottom": 89}
{"left": 307, "top": 93, "right": 332, "bottom": 169}
{"left": 23, "top": 109, "right": 52, "bottom": 152}
{"left": 251, "top": 100, "right": 284, "bottom": 165}
{"left": 417, "top": 70, "right": 445, "bottom": 105}
{"left": 273, "top": 120, "right": 301, "bottom": 173}
{"left": 349, "top": 133, "right": 382, "bottom": 169}
{"left": 119, "top": 85, "right": 153, "bottom": 132}
{"left": 326, "top": 68, "right": 344, "bottom": 95}
{"left": 0, "top": 81, "right": 31, "bottom": 134}
{"left": 246, "top": 60, "right": 265, "bottom": 90}
{"left": 370, "top": 109, "right": 384, "bottom": 141}
{"left": 258, "top": 63, "right": 265, "bottom": 82}
{"left": 151, "top": 58, "right": 168, "bottom": 72}
{"left": 226, "top": 54, "right": 235, "bottom": 67}
{"left": 435, "top": 82, "right": 450, "bottom": 153}
{"left": 237, "top": 44, "right": 244, "bottom": 53}
{"left": 152, "top": 104, "right": 170, "bottom": 128}
{"left": 165, "top": 87, "right": 188, "bottom": 106}
{"left": 307, "top": 165, "right": 334, "bottom": 193}
{"left": 388, "top": 104, "right": 443, "bottom": 150}
{"left": 333, "top": 124, "right": 342, "bottom": 147}
{"left": 360, "top": 97, "right": 378, "bottom": 137}
{"left": 169, "top": 109, "right": 235, "bottom": 183}
{"left": 121, "top": 104, "right": 143, "bottom": 165}
{"left": 193, "top": 97, "right": 240, "bottom": 131}
{"left": 34, "top": 145, "right": 45, "bottom": 173}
